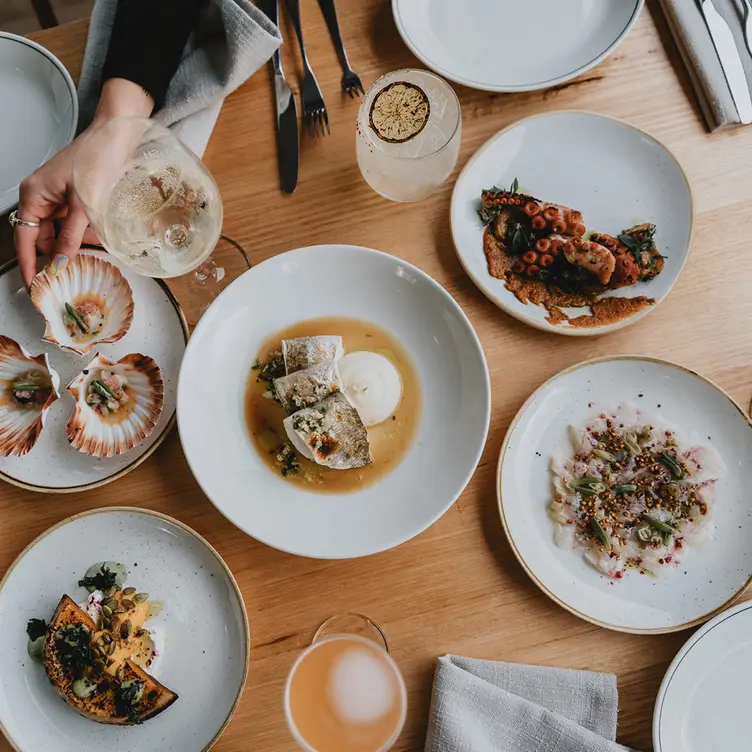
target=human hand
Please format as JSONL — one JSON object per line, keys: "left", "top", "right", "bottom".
{"left": 13, "top": 78, "right": 154, "bottom": 288}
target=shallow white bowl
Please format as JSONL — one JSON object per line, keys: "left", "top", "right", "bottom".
{"left": 0, "top": 508, "right": 249, "bottom": 752}
{"left": 451, "top": 111, "right": 693, "bottom": 336}
{"left": 178, "top": 245, "right": 491, "bottom": 559}
{"left": 498, "top": 356, "right": 752, "bottom": 633}
{"left": 0, "top": 32, "right": 78, "bottom": 214}
{"left": 392, "top": 0, "right": 643, "bottom": 93}
{"left": 654, "top": 601, "right": 752, "bottom": 751}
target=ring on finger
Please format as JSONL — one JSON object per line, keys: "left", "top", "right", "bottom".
{"left": 8, "top": 210, "right": 41, "bottom": 229}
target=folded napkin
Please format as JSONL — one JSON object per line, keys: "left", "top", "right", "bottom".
{"left": 77, "top": 0, "right": 281, "bottom": 156}
{"left": 660, "top": 0, "right": 752, "bottom": 131}
{"left": 425, "top": 655, "right": 639, "bottom": 752}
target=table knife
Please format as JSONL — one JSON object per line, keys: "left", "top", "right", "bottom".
{"left": 263, "top": 0, "right": 299, "bottom": 193}
{"left": 699, "top": 0, "right": 752, "bottom": 125}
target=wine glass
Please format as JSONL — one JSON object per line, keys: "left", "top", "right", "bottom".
{"left": 72, "top": 116, "right": 248, "bottom": 322}
{"left": 285, "top": 614, "right": 407, "bottom": 752}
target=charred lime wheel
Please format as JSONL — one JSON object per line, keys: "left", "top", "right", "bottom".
{"left": 368, "top": 81, "right": 430, "bottom": 144}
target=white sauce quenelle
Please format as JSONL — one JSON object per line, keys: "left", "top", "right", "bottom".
{"left": 339, "top": 351, "right": 402, "bottom": 427}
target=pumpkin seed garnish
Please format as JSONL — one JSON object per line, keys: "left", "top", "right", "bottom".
{"left": 103, "top": 597, "right": 117, "bottom": 609}
{"left": 107, "top": 641, "right": 116, "bottom": 655}
{"left": 111, "top": 617, "right": 121, "bottom": 632}
{"left": 121, "top": 587, "right": 136, "bottom": 597}
{"left": 102, "top": 605, "right": 113, "bottom": 618}
{"left": 102, "top": 633, "right": 112, "bottom": 644}
{"left": 120, "top": 619, "right": 132, "bottom": 640}
{"left": 115, "top": 605, "right": 126, "bottom": 614}
{"left": 104, "top": 586, "right": 117, "bottom": 598}
{"left": 121, "top": 599, "right": 135, "bottom": 611}
{"left": 134, "top": 593, "right": 149, "bottom": 604}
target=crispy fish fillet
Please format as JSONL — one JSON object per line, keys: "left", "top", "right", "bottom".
{"left": 273, "top": 359, "right": 341, "bottom": 414}
{"left": 283, "top": 391, "right": 372, "bottom": 470}
{"left": 282, "top": 336, "right": 344, "bottom": 374}
{"left": 43, "top": 595, "right": 177, "bottom": 725}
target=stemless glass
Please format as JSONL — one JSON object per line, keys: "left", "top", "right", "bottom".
{"left": 72, "top": 116, "right": 246, "bottom": 321}
{"left": 285, "top": 614, "right": 407, "bottom": 752}
{"left": 356, "top": 69, "right": 462, "bottom": 202}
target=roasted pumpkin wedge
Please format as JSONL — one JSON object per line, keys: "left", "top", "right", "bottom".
{"left": 43, "top": 594, "right": 177, "bottom": 724}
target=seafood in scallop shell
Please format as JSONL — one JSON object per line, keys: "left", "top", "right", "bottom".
{"left": 66, "top": 353, "right": 164, "bottom": 457}
{"left": 0, "top": 335, "right": 60, "bottom": 456}
{"left": 30, "top": 254, "right": 134, "bottom": 356}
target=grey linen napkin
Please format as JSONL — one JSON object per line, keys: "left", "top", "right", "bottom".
{"left": 425, "top": 656, "right": 639, "bottom": 752}
{"left": 660, "top": 0, "right": 752, "bottom": 131}
{"left": 77, "top": 0, "right": 281, "bottom": 156}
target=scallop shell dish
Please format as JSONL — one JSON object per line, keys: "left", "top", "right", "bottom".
{"left": 29, "top": 254, "right": 135, "bottom": 356}
{"left": 66, "top": 353, "right": 164, "bottom": 457}
{"left": 0, "top": 335, "right": 60, "bottom": 456}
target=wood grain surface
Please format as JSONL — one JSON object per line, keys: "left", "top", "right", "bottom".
{"left": 1, "top": 2, "right": 751, "bottom": 750}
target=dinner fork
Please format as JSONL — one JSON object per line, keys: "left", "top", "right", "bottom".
{"left": 742, "top": 0, "right": 752, "bottom": 59}
{"left": 285, "top": 0, "right": 330, "bottom": 137}
{"left": 316, "top": 0, "right": 365, "bottom": 97}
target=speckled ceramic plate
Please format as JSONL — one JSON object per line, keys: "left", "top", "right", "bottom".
{"left": 0, "top": 507, "right": 249, "bottom": 752}
{"left": 654, "top": 601, "right": 752, "bottom": 751}
{"left": 393, "top": 0, "right": 643, "bottom": 92}
{"left": 0, "top": 32, "right": 78, "bottom": 214}
{"left": 0, "top": 252, "right": 188, "bottom": 492}
{"left": 451, "top": 111, "right": 693, "bottom": 336}
{"left": 498, "top": 356, "right": 752, "bottom": 633}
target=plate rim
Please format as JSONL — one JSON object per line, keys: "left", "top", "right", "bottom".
{"left": 0, "top": 254, "right": 190, "bottom": 494}
{"left": 0, "top": 31, "right": 79, "bottom": 215}
{"left": 391, "top": 0, "right": 645, "bottom": 93}
{"left": 450, "top": 109, "right": 695, "bottom": 337}
{"left": 652, "top": 600, "right": 752, "bottom": 751}
{"left": 0, "top": 505, "right": 250, "bottom": 752}
{"left": 496, "top": 354, "right": 752, "bottom": 634}
{"left": 178, "top": 243, "right": 492, "bottom": 559}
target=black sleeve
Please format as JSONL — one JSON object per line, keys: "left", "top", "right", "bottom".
{"left": 102, "top": 0, "right": 207, "bottom": 111}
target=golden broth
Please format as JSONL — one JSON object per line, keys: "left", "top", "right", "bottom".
{"left": 245, "top": 317, "right": 420, "bottom": 494}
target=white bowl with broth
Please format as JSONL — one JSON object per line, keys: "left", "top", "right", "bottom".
{"left": 177, "top": 245, "right": 491, "bottom": 559}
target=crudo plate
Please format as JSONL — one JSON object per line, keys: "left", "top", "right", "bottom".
{"left": 451, "top": 111, "right": 693, "bottom": 336}
{"left": 0, "top": 32, "right": 78, "bottom": 214}
{"left": 0, "top": 507, "right": 249, "bottom": 752}
{"left": 653, "top": 601, "right": 752, "bottom": 751}
{"left": 498, "top": 356, "right": 752, "bottom": 633}
{"left": 392, "top": 0, "right": 643, "bottom": 92}
{"left": 0, "top": 252, "right": 188, "bottom": 492}
{"left": 178, "top": 245, "right": 491, "bottom": 559}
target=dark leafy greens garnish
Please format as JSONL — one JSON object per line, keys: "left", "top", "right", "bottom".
{"left": 276, "top": 443, "right": 300, "bottom": 477}
{"left": 78, "top": 564, "right": 118, "bottom": 592}
{"left": 26, "top": 618, "right": 47, "bottom": 642}
{"left": 115, "top": 679, "right": 145, "bottom": 724}
{"left": 510, "top": 222, "right": 536, "bottom": 256}
{"left": 510, "top": 176, "right": 519, "bottom": 194}
{"left": 55, "top": 623, "right": 93, "bottom": 672}
{"left": 254, "top": 352, "right": 285, "bottom": 383}
{"left": 618, "top": 225, "right": 657, "bottom": 260}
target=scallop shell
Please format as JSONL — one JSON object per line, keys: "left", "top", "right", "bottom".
{"left": 0, "top": 335, "right": 60, "bottom": 456}
{"left": 30, "top": 254, "right": 135, "bottom": 356}
{"left": 66, "top": 353, "right": 164, "bottom": 457}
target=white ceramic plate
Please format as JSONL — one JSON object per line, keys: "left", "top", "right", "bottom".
{"left": 0, "top": 252, "right": 188, "bottom": 492}
{"left": 498, "top": 356, "right": 752, "bottom": 633}
{"left": 451, "top": 111, "right": 693, "bottom": 336}
{"left": 178, "top": 245, "right": 491, "bottom": 559}
{"left": 392, "top": 0, "right": 643, "bottom": 93}
{"left": 0, "top": 507, "right": 249, "bottom": 752}
{"left": 654, "top": 601, "right": 752, "bottom": 751}
{"left": 0, "top": 32, "right": 78, "bottom": 214}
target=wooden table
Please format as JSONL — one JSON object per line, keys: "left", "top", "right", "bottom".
{"left": 2, "top": 2, "right": 751, "bottom": 749}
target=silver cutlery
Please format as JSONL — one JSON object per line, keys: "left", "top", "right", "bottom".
{"left": 285, "top": 0, "right": 330, "bottom": 137}
{"left": 742, "top": 0, "right": 752, "bottom": 60}
{"left": 262, "top": 0, "right": 299, "bottom": 193}
{"left": 699, "top": 0, "right": 752, "bottom": 124}
{"left": 316, "top": 0, "right": 365, "bottom": 98}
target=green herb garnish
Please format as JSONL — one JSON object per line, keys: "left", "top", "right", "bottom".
{"left": 11, "top": 381, "right": 45, "bottom": 391}
{"left": 54, "top": 623, "right": 93, "bottom": 671}
{"left": 78, "top": 564, "right": 118, "bottom": 591}
{"left": 115, "top": 679, "right": 145, "bottom": 723}
{"left": 658, "top": 451, "right": 685, "bottom": 479}
{"left": 611, "top": 484, "right": 637, "bottom": 495}
{"left": 642, "top": 515, "right": 677, "bottom": 536}
{"left": 256, "top": 352, "right": 285, "bottom": 383}
{"left": 26, "top": 618, "right": 47, "bottom": 642}
{"left": 91, "top": 379, "right": 117, "bottom": 401}
{"left": 510, "top": 177, "right": 519, "bottom": 194}
{"left": 618, "top": 225, "right": 657, "bottom": 262}
{"left": 64, "top": 302, "right": 88, "bottom": 334}
{"left": 589, "top": 518, "right": 611, "bottom": 549}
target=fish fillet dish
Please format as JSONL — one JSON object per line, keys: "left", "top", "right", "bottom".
{"left": 550, "top": 406, "right": 724, "bottom": 579}
{"left": 479, "top": 179, "right": 666, "bottom": 327}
